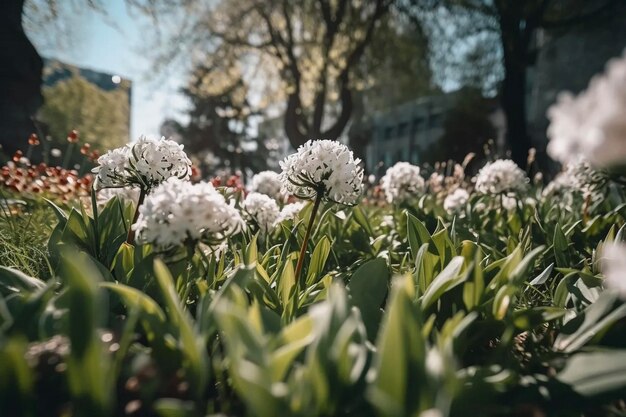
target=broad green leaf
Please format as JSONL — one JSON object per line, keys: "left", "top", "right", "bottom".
{"left": 420, "top": 256, "right": 466, "bottom": 310}
{"left": 348, "top": 258, "right": 389, "bottom": 341}
{"left": 558, "top": 349, "right": 626, "bottom": 397}
{"left": 554, "top": 292, "right": 626, "bottom": 352}
{"left": 306, "top": 236, "right": 331, "bottom": 285}
{"left": 153, "top": 260, "right": 208, "bottom": 397}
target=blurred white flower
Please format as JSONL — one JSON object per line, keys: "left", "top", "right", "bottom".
{"left": 274, "top": 201, "right": 306, "bottom": 225}
{"left": 380, "top": 162, "right": 425, "bottom": 203}
{"left": 250, "top": 170, "right": 285, "bottom": 201}
{"left": 502, "top": 195, "right": 517, "bottom": 211}
{"left": 133, "top": 178, "right": 242, "bottom": 248}
{"left": 50, "top": 148, "right": 62, "bottom": 158}
{"left": 565, "top": 160, "right": 608, "bottom": 203}
{"left": 279, "top": 140, "right": 364, "bottom": 205}
{"left": 242, "top": 192, "right": 280, "bottom": 233}
{"left": 474, "top": 159, "right": 529, "bottom": 195}
{"left": 93, "top": 135, "right": 191, "bottom": 190}
{"left": 443, "top": 188, "right": 469, "bottom": 213}
{"left": 428, "top": 172, "right": 444, "bottom": 194}
{"left": 601, "top": 241, "right": 626, "bottom": 299}
{"left": 547, "top": 51, "right": 626, "bottom": 168}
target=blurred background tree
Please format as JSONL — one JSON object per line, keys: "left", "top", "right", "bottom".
{"left": 161, "top": 63, "right": 269, "bottom": 176}
{"left": 401, "top": 0, "right": 621, "bottom": 168}
{"left": 41, "top": 74, "right": 130, "bottom": 151}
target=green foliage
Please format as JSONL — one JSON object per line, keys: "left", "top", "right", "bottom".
{"left": 3, "top": 179, "right": 626, "bottom": 416}
{"left": 41, "top": 74, "right": 130, "bottom": 151}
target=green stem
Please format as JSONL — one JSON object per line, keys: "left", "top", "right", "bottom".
{"left": 126, "top": 188, "right": 147, "bottom": 245}
{"left": 294, "top": 192, "right": 323, "bottom": 288}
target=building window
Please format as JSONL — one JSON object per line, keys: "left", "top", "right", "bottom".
{"left": 384, "top": 126, "right": 394, "bottom": 140}
{"left": 429, "top": 113, "right": 443, "bottom": 128}
{"left": 398, "top": 122, "right": 408, "bottom": 137}
{"left": 412, "top": 117, "right": 424, "bottom": 132}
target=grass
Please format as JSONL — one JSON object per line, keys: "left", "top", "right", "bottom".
{"left": 0, "top": 195, "right": 56, "bottom": 280}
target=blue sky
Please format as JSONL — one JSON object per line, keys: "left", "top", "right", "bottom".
{"left": 27, "top": 0, "right": 188, "bottom": 140}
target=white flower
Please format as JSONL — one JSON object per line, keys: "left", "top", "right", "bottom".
{"left": 380, "top": 162, "right": 425, "bottom": 203}
{"left": 274, "top": 201, "right": 306, "bottom": 226}
{"left": 565, "top": 160, "right": 608, "bottom": 203}
{"left": 279, "top": 140, "right": 364, "bottom": 205}
{"left": 443, "top": 188, "right": 469, "bottom": 213}
{"left": 96, "top": 187, "right": 139, "bottom": 208}
{"left": 242, "top": 192, "right": 280, "bottom": 233}
{"left": 93, "top": 146, "right": 131, "bottom": 189}
{"left": 547, "top": 51, "right": 626, "bottom": 168}
{"left": 132, "top": 178, "right": 242, "bottom": 248}
{"left": 474, "top": 159, "right": 529, "bottom": 195}
{"left": 93, "top": 135, "right": 191, "bottom": 190}
{"left": 250, "top": 170, "right": 285, "bottom": 201}
{"left": 601, "top": 241, "right": 626, "bottom": 299}
{"left": 502, "top": 195, "right": 518, "bottom": 211}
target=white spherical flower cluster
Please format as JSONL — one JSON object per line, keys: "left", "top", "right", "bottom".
{"left": 443, "top": 188, "right": 469, "bottom": 213}
{"left": 279, "top": 140, "right": 364, "bottom": 205}
{"left": 474, "top": 159, "right": 529, "bottom": 195}
{"left": 242, "top": 192, "right": 280, "bottom": 233}
{"left": 274, "top": 201, "right": 306, "bottom": 226}
{"left": 93, "top": 135, "right": 191, "bottom": 190}
{"left": 250, "top": 170, "right": 285, "bottom": 201}
{"left": 547, "top": 52, "right": 626, "bottom": 168}
{"left": 380, "top": 162, "right": 425, "bottom": 203}
{"left": 132, "top": 178, "right": 242, "bottom": 248}
{"left": 601, "top": 241, "right": 626, "bottom": 299}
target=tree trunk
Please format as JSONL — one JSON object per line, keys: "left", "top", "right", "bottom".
{"left": 498, "top": 8, "right": 533, "bottom": 169}
{"left": 0, "top": 0, "right": 43, "bottom": 160}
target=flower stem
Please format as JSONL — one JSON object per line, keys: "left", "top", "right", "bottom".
{"left": 294, "top": 192, "right": 323, "bottom": 288}
{"left": 126, "top": 188, "right": 147, "bottom": 245}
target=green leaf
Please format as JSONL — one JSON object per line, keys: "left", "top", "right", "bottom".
{"left": 553, "top": 222, "right": 569, "bottom": 268}
{"left": 100, "top": 282, "right": 166, "bottom": 341}
{"left": 153, "top": 259, "right": 208, "bottom": 398}
{"left": 420, "top": 256, "right": 466, "bottom": 311}
{"left": 0, "top": 267, "right": 46, "bottom": 295}
{"left": 406, "top": 213, "right": 431, "bottom": 260}
{"left": 60, "top": 248, "right": 111, "bottom": 416}
{"left": 558, "top": 349, "right": 626, "bottom": 397}
{"left": 348, "top": 258, "right": 389, "bottom": 341}
{"left": 554, "top": 292, "right": 626, "bottom": 353}
{"left": 306, "top": 236, "right": 331, "bottom": 285}
{"left": 368, "top": 276, "right": 425, "bottom": 417}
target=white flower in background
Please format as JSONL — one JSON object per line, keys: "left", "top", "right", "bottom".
{"left": 542, "top": 171, "right": 576, "bottom": 199}
{"left": 474, "top": 159, "right": 529, "bottom": 195}
{"left": 443, "top": 188, "right": 469, "bottom": 213}
{"left": 279, "top": 140, "right": 364, "bottom": 205}
{"left": 380, "top": 162, "right": 425, "bottom": 203}
{"left": 93, "top": 135, "right": 191, "bottom": 190}
{"left": 133, "top": 178, "right": 242, "bottom": 248}
{"left": 565, "top": 160, "right": 608, "bottom": 203}
{"left": 96, "top": 187, "right": 139, "bottom": 208}
{"left": 250, "top": 170, "right": 285, "bottom": 201}
{"left": 242, "top": 192, "right": 280, "bottom": 233}
{"left": 547, "top": 51, "right": 626, "bottom": 168}
{"left": 601, "top": 241, "right": 626, "bottom": 299}
{"left": 428, "top": 172, "right": 444, "bottom": 194}
{"left": 274, "top": 201, "right": 306, "bottom": 225}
